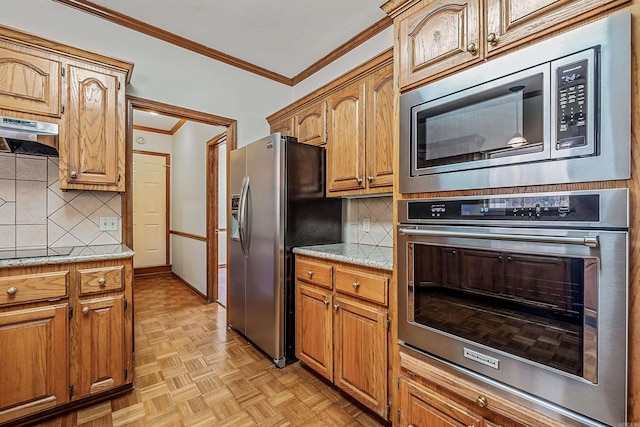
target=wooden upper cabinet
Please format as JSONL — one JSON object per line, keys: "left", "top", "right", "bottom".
{"left": 295, "top": 102, "right": 326, "bottom": 146}
{"left": 484, "top": 0, "right": 620, "bottom": 55}
{"left": 398, "top": 0, "right": 482, "bottom": 89}
{"left": 327, "top": 81, "right": 366, "bottom": 193}
{"left": 269, "top": 115, "right": 295, "bottom": 137}
{"left": 0, "top": 42, "right": 62, "bottom": 117}
{"left": 365, "top": 64, "right": 394, "bottom": 189}
{"left": 0, "top": 304, "right": 69, "bottom": 424}
{"left": 61, "top": 63, "right": 125, "bottom": 191}
{"left": 73, "top": 295, "right": 126, "bottom": 398}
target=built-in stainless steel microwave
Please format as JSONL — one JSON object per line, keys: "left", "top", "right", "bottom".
{"left": 399, "top": 10, "right": 630, "bottom": 194}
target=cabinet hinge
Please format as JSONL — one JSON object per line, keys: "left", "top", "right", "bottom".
{"left": 61, "top": 105, "right": 65, "bottom": 115}
{"left": 397, "top": 409, "right": 401, "bottom": 423}
{"left": 387, "top": 317, "right": 391, "bottom": 331}
{"left": 69, "top": 385, "right": 74, "bottom": 400}
{"left": 124, "top": 369, "right": 128, "bottom": 380}
{"left": 68, "top": 306, "right": 73, "bottom": 319}
{"left": 61, "top": 68, "right": 65, "bottom": 77}
{"left": 118, "top": 80, "right": 121, "bottom": 90}
{"left": 397, "top": 377, "right": 400, "bottom": 390}
{"left": 387, "top": 402, "right": 391, "bottom": 418}
{"left": 118, "top": 172, "right": 122, "bottom": 182}
{"left": 124, "top": 297, "right": 128, "bottom": 310}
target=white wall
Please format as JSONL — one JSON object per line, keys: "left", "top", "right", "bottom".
{"left": 133, "top": 130, "right": 173, "bottom": 155}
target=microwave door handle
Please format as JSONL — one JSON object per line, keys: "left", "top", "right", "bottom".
{"left": 398, "top": 228, "right": 599, "bottom": 248}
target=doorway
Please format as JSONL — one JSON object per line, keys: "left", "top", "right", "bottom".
{"left": 207, "top": 133, "right": 227, "bottom": 306}
{"left": 125, "top": 96, "right": 237, "bottom": 303}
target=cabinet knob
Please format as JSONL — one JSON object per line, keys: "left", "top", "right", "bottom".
{"left": 333, "top": 303, "right": 340, "bottom": 311}
{"left": 70, "top": 171, "right": 78, "bottom": 179}
{"left": 487, "top": 32, "right": 498, "bottom": 45}
{"left": 82, "top": 307, "right": 90, "bottom": 315}
{"left": 356, "top": 178, "right": 363, "bottom": 184}
{"left": 367, "top": 176, "right": 374, "bottom": 183}
{"left": 98, "top": 277, "right": 106, "bottom": 286}
{"left": 475, "top": 395, "right": 488, "bottom": 408}
{"left": 323, "top": 299, "right": 330, "bottom": 306}
{"left": 307, "top": 270, "right": 314, "bottom": 278}
{"left": 466, "top": 42, "right": 477, "bottom": 53}
{"left": 6, "top": 286, "right": 17, "bottom": 296}
{"left": 352, "top": 281, "right": 360, "bottom": 289}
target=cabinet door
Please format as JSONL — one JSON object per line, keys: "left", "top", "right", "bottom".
{"left": 399, "top": 377, "right": 484, "bottom": 427}
{"left": 485, "top": 0, "right": 619, "bottom": 55}
{"left": 270, "top": 116, "right": 295, "bottom": 137}
{"left": 398, "top": 0, "right": 482, "bottom": 89}
{"left": 365, "top": 64, "right": 394, "bottom": 189}
{"left": 296, "top": 283, "right": 333, "bottom": 381}
{"left": 0, "top": 304, "right": 69, "bottom": 424}
{"left": 326, "top": 81, "right": 366, "bottom": 193}
{"left": 73, "top": 295, "right": 125, "bottom": 398}
{"left": 295, "top": 102, "right": 326, "bottom": 146}
{"left": 0, "top": 42, "right": 61, "bottom": 117}
{"left": 334, "top": 296, "right": 387, "bottom": 418}
{"left": 61, "top": 63, "right": 125, "bottom": 191}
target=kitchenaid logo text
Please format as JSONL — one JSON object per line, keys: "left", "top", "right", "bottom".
{"left": 464, "top": 348, "right": 500, "bottom": 369}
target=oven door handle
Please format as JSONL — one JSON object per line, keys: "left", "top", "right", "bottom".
{"left": 398, "top": 228, "right": 599, "bottom": 248}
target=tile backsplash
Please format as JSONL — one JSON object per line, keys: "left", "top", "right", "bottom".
{"left": 0, "top": 153, "right": 122, "bottom": 250}
{"left": 345, "top": 196, "right": 393, "bottom": 247}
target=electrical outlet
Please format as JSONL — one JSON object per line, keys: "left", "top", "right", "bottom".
{"left": 362, "top": 217, "right": 371, "bottom": 233}
{"left": 99, "top": 217, "right": 119, "bottom": 231}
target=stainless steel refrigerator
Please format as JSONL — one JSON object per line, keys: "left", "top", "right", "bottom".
{"left": 228, "top": 133, "right": 342, "bottom": 367}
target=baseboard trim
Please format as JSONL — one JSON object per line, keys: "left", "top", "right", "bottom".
{"left": 134, "top": 265, "right": 172, "bottom": 279}
{"left": 171, "top": 272, "right": 207, "bottom": 301}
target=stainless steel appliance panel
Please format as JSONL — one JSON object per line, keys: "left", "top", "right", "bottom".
{"left": 228, "top": 146, "right": 247, "bottom": 334}
{"left": 244, "top": 135, "right": 283, "bottom": 363}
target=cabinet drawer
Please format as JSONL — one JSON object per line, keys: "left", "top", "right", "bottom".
{"left": 296, "top": 258, "right": 333, "bottom": 289}
{"left": 335, "top": 268, "right": 388, "bottom": 306}
{"left": 78, "top": 266, "right": 124, "bottom": 295}
{"left": 0, "top": 271, "right": 69, "bottom": 306}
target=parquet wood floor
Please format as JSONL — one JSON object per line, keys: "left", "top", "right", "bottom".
{"left": 34, "top": 275, "right": 387, "bottom": 427}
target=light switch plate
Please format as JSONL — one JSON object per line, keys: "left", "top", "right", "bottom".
{"left": 362, "top": 217, "right": 371, "bottom": 232}
{"left": 99, "top": 216, "right": 119, "bottom": 231}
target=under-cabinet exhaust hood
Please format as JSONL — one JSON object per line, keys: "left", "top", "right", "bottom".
{"left": 0, "top": 115, "right": 59, "bottom": 156}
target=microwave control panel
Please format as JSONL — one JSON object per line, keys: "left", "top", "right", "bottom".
{"left": 556, "top": 59, "right": 588, "bottom": 150}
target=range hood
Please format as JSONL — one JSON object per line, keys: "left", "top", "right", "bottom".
{"left": 0, "top": 116, "right": 59, "bottom": 156}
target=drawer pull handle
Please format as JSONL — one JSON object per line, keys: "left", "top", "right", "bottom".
{"left": 323, "top": 299, "right": 329, "bottom": 306}
{"left": 6, "top": 287, "right": 17, "bottom": 296}
{"left": 307, "top": 270, "right": 314, "bottom": 277}
{"left": 475, "top": 395, "right": 488, "bottom": 408}
{"left": 352, "top": 281, "right": 360, "bottom": 289}
{"left": 82, "top": 307, "right": 90, "bottom": 315}
{"left": 98, "top": 277, "right": 106, "bottom": 286}
{"left": 356, "top": 178, "right": 363, "bottom": 184}
{"left": 466, "top": 42, "right": 477, "bottom": 53}
{"left": 70, "top": 170, "right": 78, "bottom": 179}
{"left": 333, "top": 303, "right": 340, "bottom": 311}
{"left": 367, "top": 176, "right": 374, "bottom": 183}
{"left": 487, "top": 32, "right": 498, "bottom": 45}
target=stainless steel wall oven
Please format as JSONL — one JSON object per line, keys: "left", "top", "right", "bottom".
{"left": 397, "top": 189, "right": 628, "bottom": 426}
{"left": 399, "top": 11, "right": 630, "bottom": 193}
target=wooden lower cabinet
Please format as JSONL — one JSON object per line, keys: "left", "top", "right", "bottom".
{"left": 399, "top": 351, "right": 570, "bottom": 427}
{"left": 0, "top": 304, "right": 69, "bottom": 424}
{"left": 295, "top": 255, "right": 391, "bottom": 419}
{"left": 0, "top": 256, "right": 133, "bottom": 426}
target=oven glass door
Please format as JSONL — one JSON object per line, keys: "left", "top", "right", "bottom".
{"left": 408, "top": 241, "right": 596, "bottom": 382}
{"left": 411, "top": 64, "right": 550, "bottom": 176}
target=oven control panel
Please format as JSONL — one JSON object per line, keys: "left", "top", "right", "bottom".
{"left": 407, "top": 194, "right": 600, "bottom": 222}
{"left": 556, "top": 59, "right": 588, "bottom": 150}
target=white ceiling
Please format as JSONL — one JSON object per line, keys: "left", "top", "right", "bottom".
{"left": 88, "top": 0, "right": 387, "bottom": 78}
{"left": 133, "top": 110, "right": 181, "bottom": 132}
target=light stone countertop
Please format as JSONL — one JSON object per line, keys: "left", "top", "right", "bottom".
{"left": 293, "top": 243, "right": 393, "bottom": 271}
{"left": 0, "top": 244, "right": 134, "bottom": 269}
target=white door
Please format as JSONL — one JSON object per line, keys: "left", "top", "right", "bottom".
{"left": 133, "top": 152, "right": 168, "bottom": 268}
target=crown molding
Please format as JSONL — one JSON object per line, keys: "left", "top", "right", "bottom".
{"left": 53, "top": 0, "right": 391, "bottom": 87}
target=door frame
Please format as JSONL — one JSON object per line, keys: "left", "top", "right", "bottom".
{"left": 207, "top": 132, "right": 226, "bottom": 303}
{"left": 125, "top": 96, "right": 237, "bottom": 303}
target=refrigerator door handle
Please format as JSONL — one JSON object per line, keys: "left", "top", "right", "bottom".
{"left": 238, "top": 176, "right": 249, "bottom": 256}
